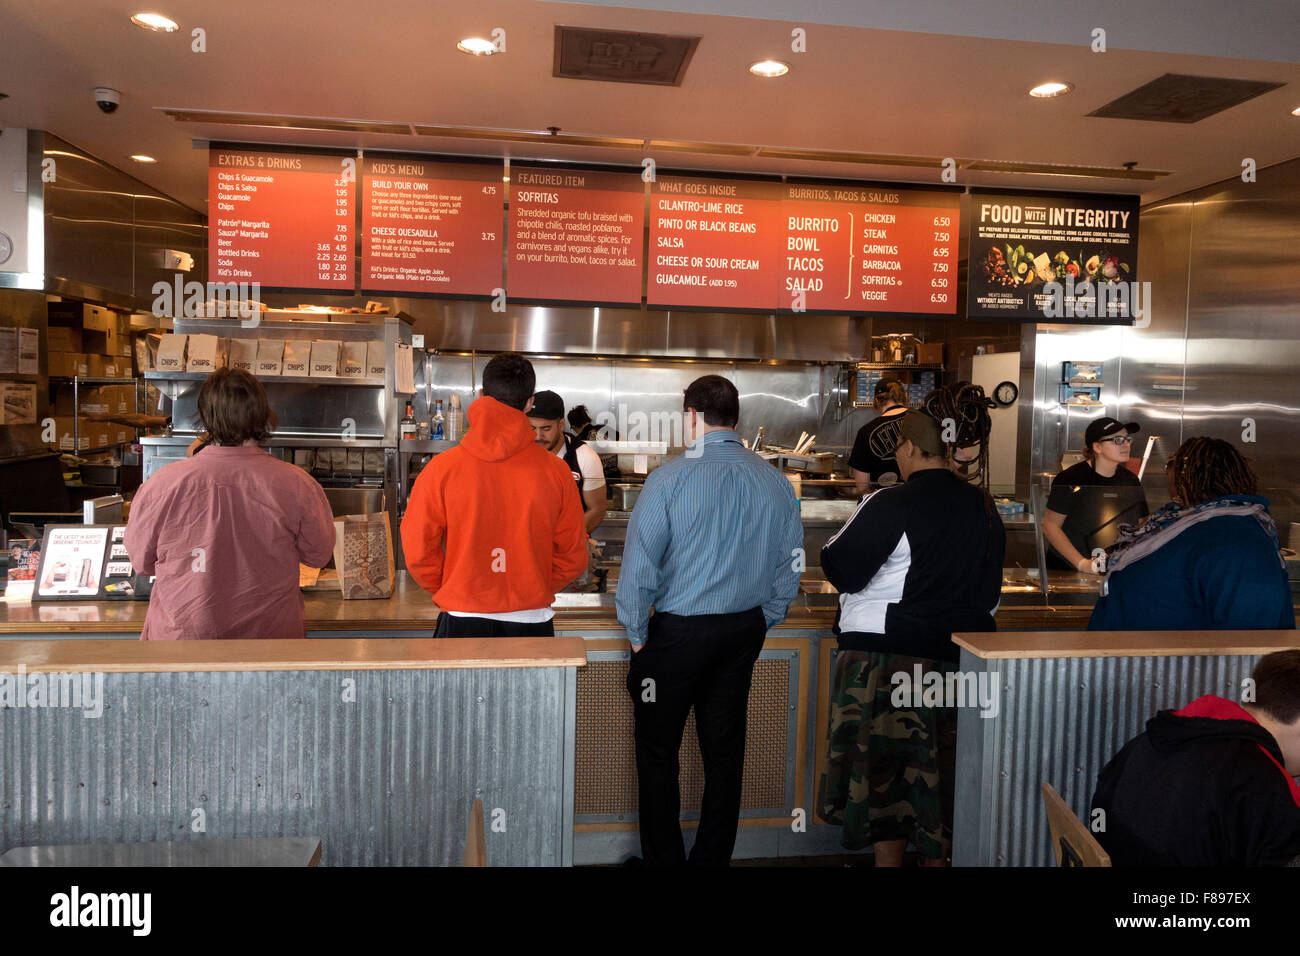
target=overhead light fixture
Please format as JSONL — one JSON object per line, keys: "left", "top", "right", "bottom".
{"left": 457, "top": 37, "right": 497, "bottom": 56}
{"left": 749, "top": 59, "right": 789, "bottom": 78}
{"left": 131, "top": 12, "right": 179, "bottom": 32}
{"left": 1029, "top": 81, "right": 1073, "bottom": 98}
{"left": 1292, "top": 106, "right": 1300, "bottom": 116}
{"left": 131, "top": 154, "right": 157, "bottom": 163}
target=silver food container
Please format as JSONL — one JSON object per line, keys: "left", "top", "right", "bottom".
{"left": 610, "top": 483, "right": 642, "bottom": 510}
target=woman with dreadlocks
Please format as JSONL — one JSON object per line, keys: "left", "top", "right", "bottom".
{"left": 818, "top": 383, "right": 1004, "bottom": 866}
{"left": 1090, "top": 437, "right": 1294, "bottom": 630}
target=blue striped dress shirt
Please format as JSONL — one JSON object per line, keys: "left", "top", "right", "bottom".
{"left": 615, "top": 429, "right": 805, "bottom": 647}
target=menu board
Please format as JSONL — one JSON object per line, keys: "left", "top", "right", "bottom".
{"left": 780, "top": 183, "right": 961, "bottom": 314}
{"left": 209, "top": 147, "right": 355, "bottom": 290}
{"left": 967, "top": 191, "right": 1140, "bottom": 322}
{"left": 507, "top": 166, "right": 643, "bottom": 305}
{"left": 361, "top": 156, "right": 503, "bottom": 295}
{"left": 648, "top": 176, "right": 783, "bottom": 310}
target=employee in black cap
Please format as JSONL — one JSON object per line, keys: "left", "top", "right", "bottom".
{"left": 528, "top": 390, "right": 608, "bottom": 533}
{"left": 1043, "top": 417, "right": 1149, "bottom": 573}
{"left": 848, "top": 379, "right": 911, "bottom": 494}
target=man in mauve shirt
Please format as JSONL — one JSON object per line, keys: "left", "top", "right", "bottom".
{"left": 125, "top": 369, "right": 335, "bottom": 640}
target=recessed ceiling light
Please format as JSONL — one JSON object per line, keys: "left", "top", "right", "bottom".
{"left": 131, "top": 12, "right": 179, "bottom": 32}
{"left": 457, "top": 37, "right": 497, "bottom": 56}
{"left": 1292, "top": 106, "right": 1300, "bottom": 116}
{"left": 749, "top": 59, "right": 789, "bottom": 78}
{"left": 131, "top": 154, "right": 157, "bottom": 163}
{"left": 1029, "top": 81, "right": 1073, "bottom": 98}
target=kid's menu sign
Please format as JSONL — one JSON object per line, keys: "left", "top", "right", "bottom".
{"left": 648, "top": 175, "right": 960, "bottom": 313}
{"left": 967, "top": 191, "right": 1141, "bottom": 323}
{"left": 209, "top": 148, "right": 356, "bottom": 290}
{"left": 361, "top": 156, "right": 504, "bottom": 296}
{"left": 506, "top": 166, "right": 643, "bottom": 305}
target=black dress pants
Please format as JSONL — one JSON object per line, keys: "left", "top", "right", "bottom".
{"left": 433, "top": 613, "right": 555, "bottom": 637}
{"left": 625, "top": 606, "right": 767, "bottom": 866}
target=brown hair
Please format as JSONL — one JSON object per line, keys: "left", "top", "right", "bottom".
{"left": 874, "top": 379, "right": 908, "bottom": 410}
{"left": 1166, "top": 436, "right": 1258, "bottom": 506}
{"left": 1252, "top": 650, "right": 1300, "bottom": 725}
{"left": 197, "top": 368, "right": 277, "bottom": 446}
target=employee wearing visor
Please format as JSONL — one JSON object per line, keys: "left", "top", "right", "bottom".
{"left": 1043, "top": 417, "right": 1149, "bottom": 573}
{"left": 528, "top": 390, "right": 608, "bottom": 533}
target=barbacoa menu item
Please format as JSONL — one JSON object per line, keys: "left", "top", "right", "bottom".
{"left": 968, "top": 191, "right": 1140, "bottom": 322}
{"left": 362, "top": 156, "right": 504, "bottom": 296}
{"left": 507, "top": 166, "right": 643, "bottom": 306}
{"left": 209, "top": 147, "right": 355, "bottom": 291}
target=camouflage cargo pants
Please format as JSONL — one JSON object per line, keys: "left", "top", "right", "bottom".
{"left": 817, "top": 650, "right": 957, "bottom": 857}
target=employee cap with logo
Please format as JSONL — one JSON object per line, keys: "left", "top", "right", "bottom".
{"left": 895, "top": 409, "right": 947, "bottom": 457}
{"left": 529, "top": 390, "right": 566, "bottom": 420}
{"left": 1085, "top": 417, "right": 1140, "bottom": 446}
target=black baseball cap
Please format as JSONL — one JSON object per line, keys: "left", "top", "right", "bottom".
{"left": 528, "top": 390, "right": 565, "bottom": 420}
{"left": 1085, "top": 417, "right": 1140, "bottom": 446}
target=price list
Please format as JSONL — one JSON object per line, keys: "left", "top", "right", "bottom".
{"left": 507, "top": 166, "right": 643, "bottom": 305}
{"left": 209, "top": 148, "right": 355, "bottom": 290}
{"left": 361, "top": 156, "right": 504, "bottom": 295}
{"left": 647, "top": 176, "right": 783, "bottom": 310}
{"left": 780, "top": 184, "right": 961, "bottom": 313}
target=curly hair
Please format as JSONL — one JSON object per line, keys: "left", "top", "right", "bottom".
{"left": 920, "top": 382, "right": 995, "bottom": 487}
{"left": 1166, "top": 437, "right": 1258, "bottom": 507}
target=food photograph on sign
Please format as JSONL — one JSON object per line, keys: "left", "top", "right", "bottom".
{"left": 967, "top": 191, "right": 1141, "bottom": 322}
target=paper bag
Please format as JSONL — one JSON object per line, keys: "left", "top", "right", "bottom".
{"left": 332, "top": 512, "right": 395, "bottom": 600}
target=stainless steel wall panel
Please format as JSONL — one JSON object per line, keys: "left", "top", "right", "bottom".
{"left": 954, "top": 651, "right": 1258, "bottom": 867}
{"left": 0, "top": 666, "right": 577, "bottom": 866}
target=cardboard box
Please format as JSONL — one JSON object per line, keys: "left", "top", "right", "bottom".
{"left": 72, "top": 353, "right": 89, "bottom": 377}
{"left": 228, "top": 338, "right": 258, "bottom": 373}
{"left": 86, "top": 354, "right": 107, "bottom": 378}
{"left": 309, "top": 340, "right": 340, "bottom": 377}
{"left": 185, "top": 334, "right": 221, "bottom": 374}
{"left": 83, "top": 304, "right": 127, "bottom": 332}
{"left": 101, "top": 384, "right": 132, "bottom": 415}
{"left": 255, "top": 339, "right": 284, "bottom": 376}
{"left": 0, "top": 383, "right": 37, "bottom": 425}
{"left": 46, "top": 326, "right": 82, "bottom": 353}
{"left": 366, "top": 339, "right": 386, "bottom": 379}
{"left": 917, "top": 342, "right": 943, "bottom": 365}
{"left": 50, "top": 417, "right": 90, "bottom": 451}
{"left": 155, "top": 334, "right": 188, "bottom": 373}
{"left": 341, "top": 341, "right": 367, "bottom": 378}
{"left": 81, "top": 327, "right": 110, "bottom": 355}
{"left": 281, "top": 340, "right": 310, "bottom": 377}
{"left": 105, "top": 327, "right": 130, "bottom": 358}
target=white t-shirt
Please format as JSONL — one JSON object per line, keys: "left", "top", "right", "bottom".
{"left": 557, "top": 441, "right": 606, "bottom": 491}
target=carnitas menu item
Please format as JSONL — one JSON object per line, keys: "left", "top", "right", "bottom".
{"left": 780, "top": 183, "right": 961, "bottom": 314}
{"left": 647, "top": 175, "right": 784, "bottom": 310}
{"left": 209, "top": 147, "right": 355, "bottom": 290}
{"left": 362, "top": 156, "right": 503, "bottom": 295}
{"left": 507, "top": 166, "right": 643, "bottom": 305}
{"left": 968, "top": 191, "right": 1140, "bottom": 322}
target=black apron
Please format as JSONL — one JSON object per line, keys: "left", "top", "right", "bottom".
{"left": 561, "top": 434, "right": 589, "bottom": 512}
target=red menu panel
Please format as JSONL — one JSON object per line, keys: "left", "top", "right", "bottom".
{"left": 362, "top": 157, "right": 503, "bottom": 295}
{"left": 209, "top": 148, "right": 355, "bottom": 290}
{"left": 781, "top": 184, "right": 960, "bottom": 313}
{"left": 647, "top": 176, "right": 784, "bottom": 310}
{"left": 507, "top": 167, "right": 643, "bottom": 305}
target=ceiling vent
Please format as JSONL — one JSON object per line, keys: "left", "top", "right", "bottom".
{"left": 1089, "top": 73, "right": 1284, "bottom": 123}
{"left": 553, "top": 25, "right": 699, "bottom": 86}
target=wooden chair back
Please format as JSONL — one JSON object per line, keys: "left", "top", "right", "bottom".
{"left": 1041, "top": 783, "right": 1111, "bottom": 867}
{"left": 462, "top": 798, "right": 486, "bottom": 867}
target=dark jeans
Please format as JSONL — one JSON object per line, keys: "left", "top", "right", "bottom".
{"left": 626, "top": 606, "right": 767, "bottom": 866}
{"left": 433, "top": 613, "right": 555, "bottom": 637}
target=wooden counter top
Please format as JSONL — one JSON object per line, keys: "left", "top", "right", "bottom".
{"left": 953, "top": 630, "right": 1300, "bottom": 660}
{"left": 0, "top": 636, "right": 588, "bottom": 673}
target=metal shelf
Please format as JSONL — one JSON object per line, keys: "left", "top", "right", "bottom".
{"left": 855, "top": 363, "right": 944, "bottom": 371}
{"left": 49, "top": 376, "right": 138, "bottom": 385}
{"left": 144, "top": 371, "right": 384, "bottom": 386}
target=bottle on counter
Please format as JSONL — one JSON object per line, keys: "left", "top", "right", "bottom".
{"left": 416, "top": 414, "right": 430, "bottom": 441}
{"left": 446, "top": 393, "right": 462, "bottom": 442}
{"left": 432, "top": 399, "right": 445, "bottom": 440}
{"left": 400, "top": 401, "right": 417, "bottom": 441}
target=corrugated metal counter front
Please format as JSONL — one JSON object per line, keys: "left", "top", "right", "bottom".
{"left": 0, "top": 638, "right": 585, "bottom": 866}
{"left": 949, "top": 630, "right": 1300, "bottom": 867}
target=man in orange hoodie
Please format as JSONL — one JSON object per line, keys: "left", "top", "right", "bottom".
{"left": 401, "top": 353, "right": 588, "bottom": 636}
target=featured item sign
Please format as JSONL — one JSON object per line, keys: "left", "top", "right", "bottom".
{"left": 967, "top": 191, "right": 1141, "bottom": 323}
{"left": 361, "top": 156, "right": 504, "bottom": 296}
{"left": 209, "top": 148, "right": 356, "bottom": 290}
{"left": 507, "top": 165, "right": 643, "bottom": 305}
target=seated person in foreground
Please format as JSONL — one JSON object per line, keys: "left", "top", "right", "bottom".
{"left": 1089, "top": 436, "right": 1294, "bottom": 630}
{"left": 1091, "top": 650, "right": 1300, "bottom": 866}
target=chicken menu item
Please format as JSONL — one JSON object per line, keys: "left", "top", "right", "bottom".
{"left": 37, "top": 527, "right": 108, "bottom": 597}
{"left": 507, "top": 166, "right": 643, "bottom": 305}
{"left": 209, "top": 147, "right": 355, "bottom": 290}
{"left": 362, "top": 155, "right": 504, "bottom": 295}
{"left": 648, "top": 176, "right": 783, "bottom": 310}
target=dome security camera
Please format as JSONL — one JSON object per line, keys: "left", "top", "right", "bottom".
{"left": 93, "top": 88, "right": 121, "bottom": 114}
